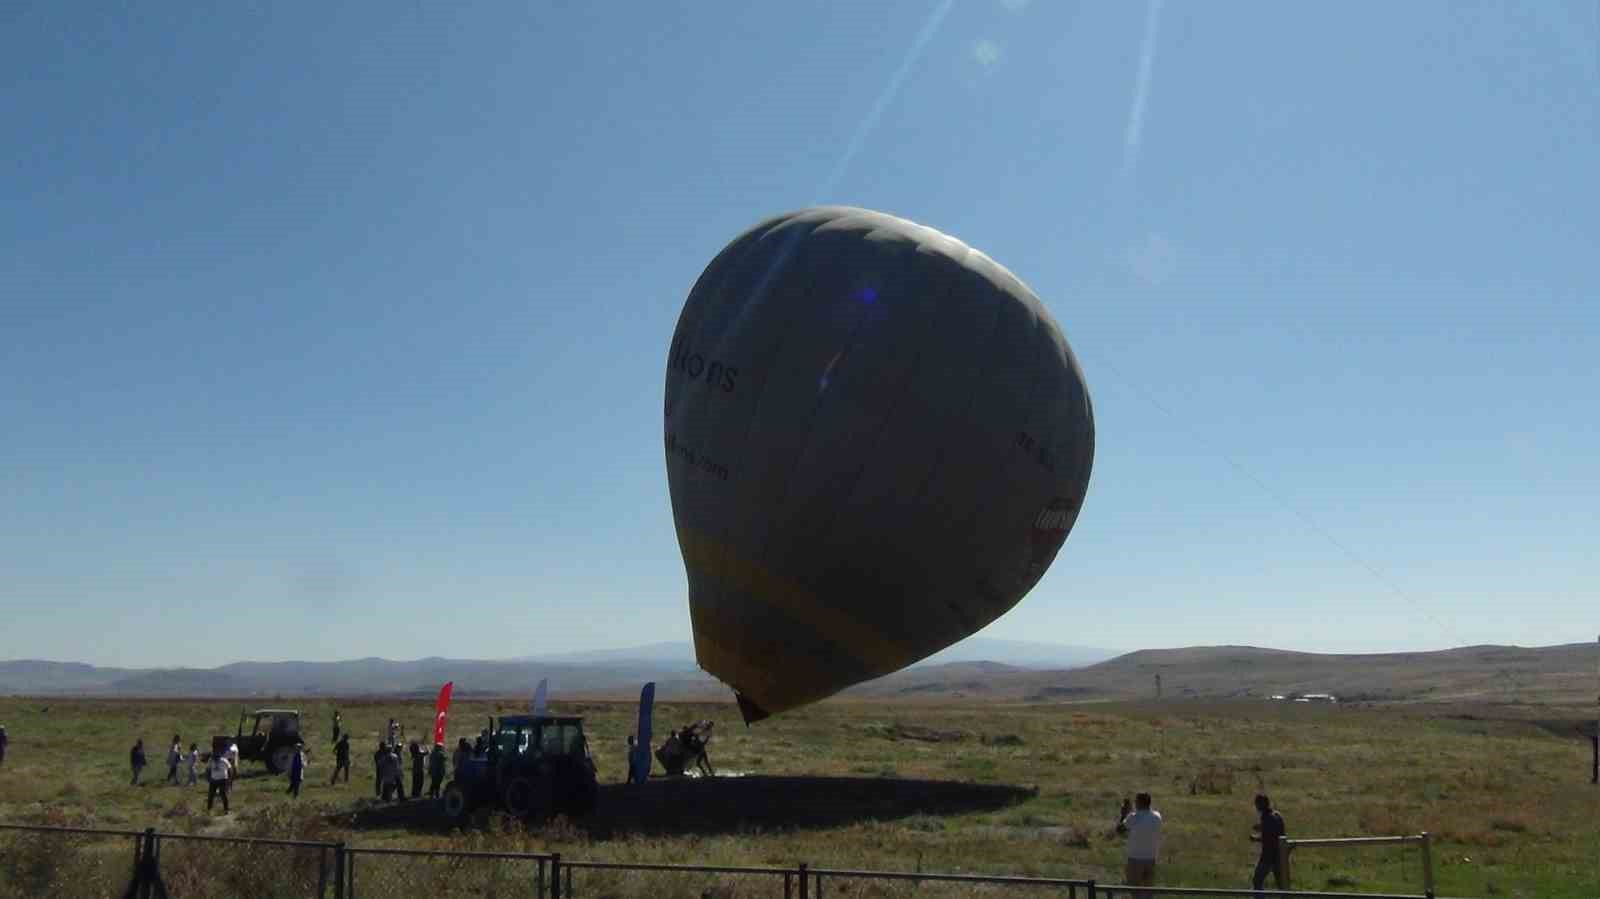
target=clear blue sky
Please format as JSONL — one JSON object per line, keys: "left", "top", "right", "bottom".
{"left": 3, "top": 1, "right": 1595, "bottom": 668}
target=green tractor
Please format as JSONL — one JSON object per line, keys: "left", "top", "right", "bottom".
{"left": 442, "top": 715, "right": 598, "bottom": 821}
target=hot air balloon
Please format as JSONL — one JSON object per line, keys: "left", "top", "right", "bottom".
{"left": 665, "top": 207, "right": 1093, "bottom": 723}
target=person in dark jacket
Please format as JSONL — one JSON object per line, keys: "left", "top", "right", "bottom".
{"left": 130, "top": 739, "right": 147, "bottom": 785}
{"left": 0, "top": 725, "right": 9, "bottom": 767}
{"left": 165, "top": 734, "right": 182, "bottom": 785}
{"left": 287, "top": 743, "right": 306, "bottom": 798}
{"left": 408, "top": 740, "right": 425, "bottom": 799}
{"left": 330, "top": 733, "right": 351, "bottom": 784}
{"left": 427, "top": 742, "right": 448, "bottom": 798}
{"left": 1250, "top": 793, "right": 1288, "bottom": 897}
{"left": 372, "top": 742, "right": 387, "bottom": 798}
{"left": 379, "top": 747, "right": 404, "bottom": 802}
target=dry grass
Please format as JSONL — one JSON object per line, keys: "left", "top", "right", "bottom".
{"left": 0, "top": 695, "right": 1595, "bottom": 897}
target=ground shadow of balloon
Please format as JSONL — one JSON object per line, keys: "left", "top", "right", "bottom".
{"left": 584, "top": 775, "right": 1037, "bottom": 838}
{"left": 337, "top": 776, "right": 1036, "bottom": 837}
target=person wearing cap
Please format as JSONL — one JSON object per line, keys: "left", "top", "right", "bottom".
{"left": 287, "top": 742, "right": 307, "bottom": 797}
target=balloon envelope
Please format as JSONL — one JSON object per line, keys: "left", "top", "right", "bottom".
{"left": 665, "top": 207, "right": 1094, "bottom": 722}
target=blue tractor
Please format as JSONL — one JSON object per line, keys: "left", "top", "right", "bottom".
{"left": 442, "top": 715, "right": 598, "bottom": 821}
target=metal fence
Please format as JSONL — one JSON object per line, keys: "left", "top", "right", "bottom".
{"left": 0, "top": 823, "right": 1450, "bottom": 899}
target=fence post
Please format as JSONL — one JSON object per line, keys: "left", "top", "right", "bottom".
{"left": 1280, "top": 839, "right": 1293, "bottom": 889}
{"left": 1419, "top": 831, "right": 1434, "bottom": 897}
{"left": 1086, "top": 878, "right": 1096, "bottom": 899}
{"left": 537, "top": 858, "right": 546, "bottom": 899}
{"left": 333, "top": 843, "right": 346, "bottom": 899}
{"left": 144, "top": 828, "right": 160, "bottom": 899}
{"left": 798, "top": 863, "right": 808, "bottom": 899}
{"left": 551, "top": 852, "right": 562, "bottom": 899}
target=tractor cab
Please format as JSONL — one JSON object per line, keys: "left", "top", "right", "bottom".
{"left": 445, "top": 714, "right": 597, "bottom": 820}
{"left": 234, "top": 708, "right": 302, "bottom": 774}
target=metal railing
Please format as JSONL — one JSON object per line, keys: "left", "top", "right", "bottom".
{"left": 0, "top": 822, "right": 1454, "bottom": 899}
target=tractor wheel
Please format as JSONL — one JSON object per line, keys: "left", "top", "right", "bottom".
{"left": 267, "top": 744, "right": 296, "bottom": 775}
{"left": 442, "top": 782, "right": 470, "bottom": 820}
{"left": 502, "top": 776, "right": 543, "bottom": 819}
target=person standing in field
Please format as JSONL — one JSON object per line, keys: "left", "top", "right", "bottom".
{"left": 380, "top": 746, "right": 405, "bottom": 802}
{"left": 1250, "top": 794, "right": 1287, "bottom": 897}
{"left": 330, "top": 733, "right": 350, "bottom": 784}
{"left": 226, "top": 740, "right": 240, "bottom": 783}
{"left": 427, "top": 742, "right": 447, "bottom": 798}
{"left": 372, "top": 741, "right": 387, "bottom": 798}
{"left": 0, "top": 725, "right": 8, "bottom": 767}
{"left": 387, "top": 718, "right": 402, "bottom": 747}
{"left": 331, "top": 709, "right": 342, "bottom": 745}
{"left": 165, "top": 734, "right": 182, "bottom": 785}
{"left": 207, "top": 749, "right": 233, "bottom": 813}
{"left": 130, "top": 739, "right": 147, "bottom": 785}
{"left": 287, "top": 742, "right": 306, "bottom": 798}
{"left": 1120, "top": 792, "right": 1162, "bottom": 888}
{"left": 408, "top": 739, "right": 425, "bottom": 799}
{"left": 186, "top": 743, "right": 200, "bottom": 786}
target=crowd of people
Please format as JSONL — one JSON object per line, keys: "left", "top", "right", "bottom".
{"left": 1115, "top": 791, "right": 1289, "bottom": 897}
{"left": 86, "top": 710, "right": 430, "bottom": 815}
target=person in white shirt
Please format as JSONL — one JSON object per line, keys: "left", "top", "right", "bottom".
{"left": 185, "top": 743, "right": 200, "bottom": 786}
{"left": 226, "top": 742, "right": 240, "bottom": 782}
{"left": 1120, "top": 791, "right": 1163, "bottom": 888}
{"left": 207, "top": 752, "right": 233, "bottom": 813}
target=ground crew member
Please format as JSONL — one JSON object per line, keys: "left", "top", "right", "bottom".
{"left": 207, "top": 751, "right": 233, "bottom": 813}
{"left": 428, "top": 742, "right": 447, "bottom": 798}
{"left": 1251, "top": 794, "right": 1288, "bottom": 897}
{"left": 1120, "top": 792, "right": 1162, "bottom": 888}
{"left": 330, "top": 733, "right": 350, "bottom": 784}
{"left": 288, "top": 743, "right": 307, "bottom": 798}
{"left": 130, "top": 739, "right": 147, "bottom": 785}
{"left": 408, "top": 740, "right": 425, "bottom": 798}
{"left": 372, "top": 741, "right": 387, "bottom": 798}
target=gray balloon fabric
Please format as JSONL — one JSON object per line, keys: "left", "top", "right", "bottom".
{"left": 665, "top": 207, "right": 1094, "bottom": 722}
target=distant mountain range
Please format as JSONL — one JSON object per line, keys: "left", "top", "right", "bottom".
{"left": 3, "top": 642, "right": 1589, "bottom": 706}
{"left": 0, "top": 638, "right": 1118, "bottom": 698}
{"left": 850, "top": 642, "right": 1599, "bottom": 706}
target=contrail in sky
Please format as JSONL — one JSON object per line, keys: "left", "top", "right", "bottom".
{"left": 1121, "top": 0, "right": 1164, "bottom": 179}
{"left": 818, "top": 0, "right": 956, "bottom": 200}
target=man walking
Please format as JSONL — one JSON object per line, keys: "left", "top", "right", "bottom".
{"left": 207, "top": 750, "right": 233, "bottom": 813}
{"left": 287, "top": 743, "right": 306, "bottom": 798}
{"left": 330, "top": 733, "right": 350, "bottom": 784}
{"left": 1120, "top": 792, "right": 1163, "bottom": 889}
{"left": 130, "top": 739, "right": 147, "bottom": 785}
{"left": 1250, "top": 794, "right": 1288, "bottom": 897}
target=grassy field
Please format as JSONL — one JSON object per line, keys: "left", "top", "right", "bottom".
{"left": 0, "top": 695, "right": 1594, "bottom": 897}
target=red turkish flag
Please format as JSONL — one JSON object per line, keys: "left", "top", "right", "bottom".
{"left": 432, "top": 681, "right": 454, "bottom": 746}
